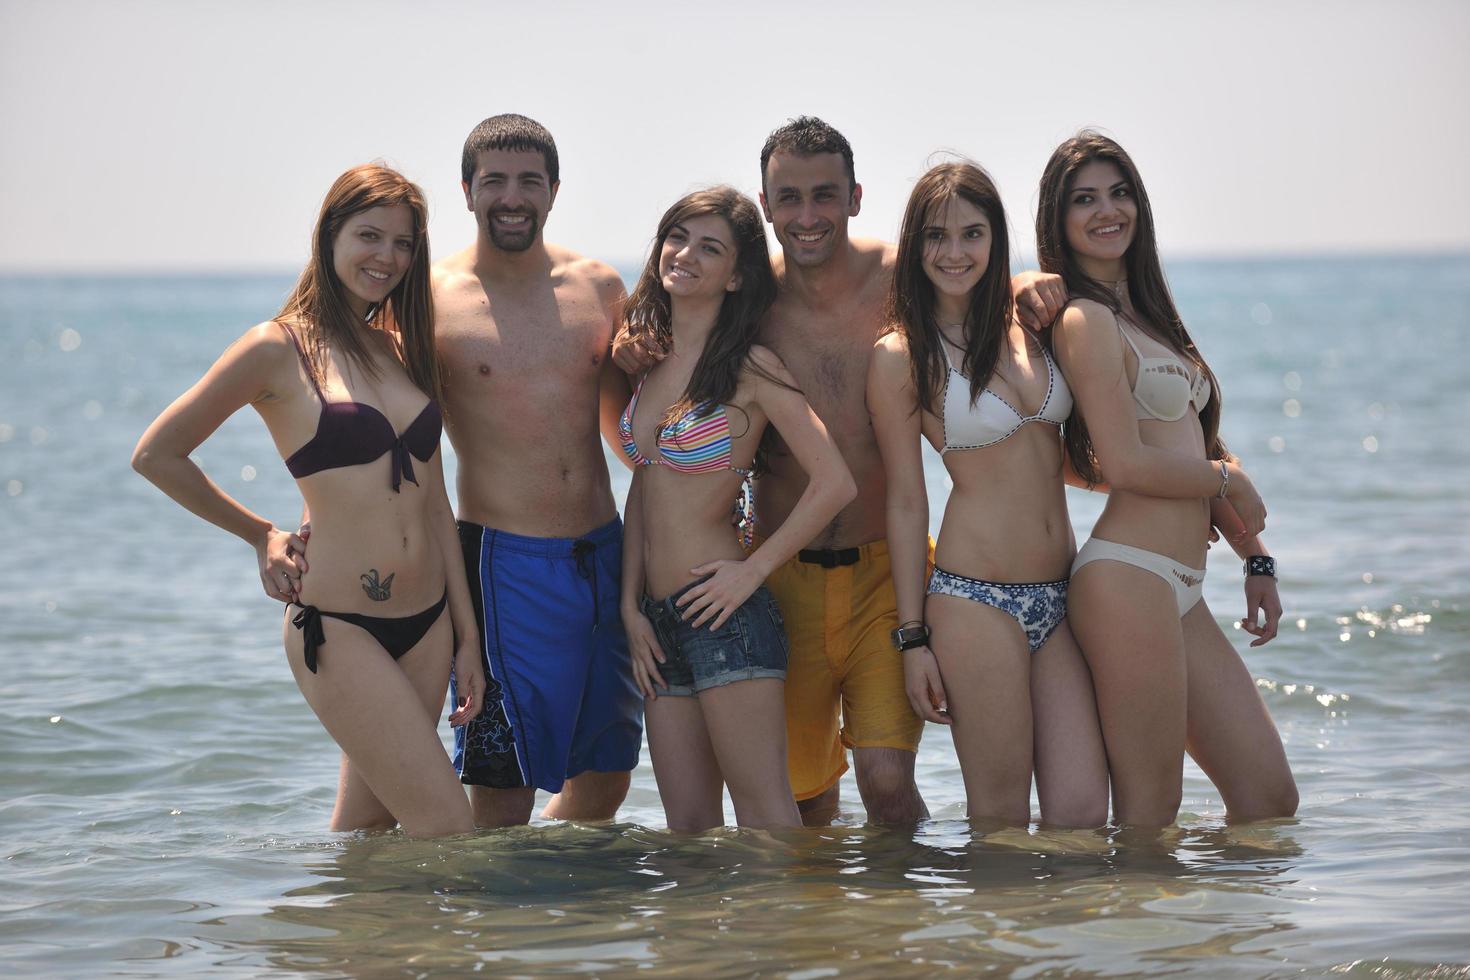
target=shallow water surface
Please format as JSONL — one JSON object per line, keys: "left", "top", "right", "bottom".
{"left": 1, "top": 257, "right": 1468, "bottom": 976}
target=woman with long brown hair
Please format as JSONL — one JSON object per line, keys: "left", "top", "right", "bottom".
{"left": 132, "top": 165, "right": 482, "bottom": 837}
{"left": 617, "top": 187, "right": 855, "bottom": 831}
{"left": 868, "top": 161, "right": 1108, "bottom": 826}
{"left": 1038, "top": 132, "right": 1297, "bottom": 827}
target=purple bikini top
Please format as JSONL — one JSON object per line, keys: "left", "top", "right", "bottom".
{"left": 278, "top": 322, "right": 442, "bottom": 492}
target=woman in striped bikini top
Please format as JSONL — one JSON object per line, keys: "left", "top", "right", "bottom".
{"left": 613, "top": 186, "right": 855, "bottom": 832}
{"left": 618, "top": 377, "right": 754, "bottom": 479}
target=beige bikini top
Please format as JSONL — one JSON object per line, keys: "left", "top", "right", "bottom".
{"left": 1117, "top": 321, "right": 1211, "bottom": 422}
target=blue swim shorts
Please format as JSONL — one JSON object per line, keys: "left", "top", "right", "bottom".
{"left": 452, "top": 517, "right": 644, "bottom": 793}
{"left": 639, "top": 581, "right": 789, "bottom": 696}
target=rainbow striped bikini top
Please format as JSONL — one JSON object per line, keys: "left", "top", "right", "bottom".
{"left": 618, "top": 375, "right": 754, "bottom": 478}
{"left": 619, "top": 374, "right": 757, "bottom": 547}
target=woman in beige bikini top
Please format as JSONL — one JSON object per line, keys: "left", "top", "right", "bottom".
{"left": 1039, "top": 131, "right": 1298, "bottom": 829}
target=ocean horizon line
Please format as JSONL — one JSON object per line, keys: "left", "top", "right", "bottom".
{"left": 2, "top": 246, "right": 1467, "bottom": 281}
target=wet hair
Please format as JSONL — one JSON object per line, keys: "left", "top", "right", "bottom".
{"left": 461, "top": 113, "right": 559, "bottom": 186}
{"left": 1036, "top": 130, "right": 1225, "bottom": 485}
{"left": 276, "top": 164, "right": 439, "bottom": 402}
{"left": 620, "top": 186, "right": 781, "bottom": 447}
{"left": 887, "top": 161, "right": 1013, "bottom": 417}
{"left": 760, "top": 116, "right": 856, "bottom": 194}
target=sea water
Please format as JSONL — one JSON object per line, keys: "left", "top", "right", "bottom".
{"left": 1, "top": 256, "right": 1467, "bottom": 976}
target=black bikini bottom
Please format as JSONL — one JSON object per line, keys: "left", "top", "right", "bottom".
{"left": 289, "top": 592, "right": 448, "bottom": 673}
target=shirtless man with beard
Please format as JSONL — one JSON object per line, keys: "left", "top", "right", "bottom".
{"left": 436, "top": 114, "right": 642, "bottom": 827}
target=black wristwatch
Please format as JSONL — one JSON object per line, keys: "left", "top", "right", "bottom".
{"left": 1244, "top": 555, "right": 1277, "bottom": 578}
{"left": 891, "top": 623, "right": 931, "bottom": 651}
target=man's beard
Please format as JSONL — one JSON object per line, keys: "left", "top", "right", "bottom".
{"left": 486, "top": 208, "right": 540, "bottom": 252}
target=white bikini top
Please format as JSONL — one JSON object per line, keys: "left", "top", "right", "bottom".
{"left": 939, "top": 339, "right": 1072, "bottom": 454}
{"left": 1116, "top": 321, "right": 1211, "bottom": 422}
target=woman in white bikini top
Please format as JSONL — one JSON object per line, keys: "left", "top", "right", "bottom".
{"left": 869, "top": 161, "right": 1109, "bottom": 829}
{"left": 1039, "top": 131, "right": 1298, "bottom": 830}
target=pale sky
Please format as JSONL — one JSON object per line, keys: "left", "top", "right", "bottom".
{"left": 2, "top": 0, "right": 1466, "bottom": 272}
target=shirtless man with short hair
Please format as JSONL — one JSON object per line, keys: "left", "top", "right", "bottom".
{"left": 746, "top": 118, "right": 925, "bottom": 824}
{"left": 437, "top": 113, "right": 642, "bottom": 828}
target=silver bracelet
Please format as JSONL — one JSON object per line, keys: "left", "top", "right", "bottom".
{"left": 1216, "top": 460, "right": 1229, "bottom": 499}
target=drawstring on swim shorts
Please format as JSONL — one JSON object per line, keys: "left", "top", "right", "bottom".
{"left": 573, "top": 539, "right": 599, "bottom": 627}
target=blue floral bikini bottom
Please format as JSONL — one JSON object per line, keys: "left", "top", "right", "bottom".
{"left": 927, "top": 567, "right": 1069, "bottom": 653}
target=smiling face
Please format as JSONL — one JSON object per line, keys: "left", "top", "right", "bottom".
{"left": 659, "top": 213, "right": 740, "bottom": 303}
{"left": 920, "top": 195, "right": 993, "bottom": 315}
{"left": 331, "top": 204, "right": 415, "bottom": 317}
{"left": 1063, "top": 159, "right": 1138, "bottom": 276}
{"left": 759, "top": 151, "right": 861, "bottom": 269}
{"left": 463, "top": 147, "right": 558, "bottom": 253}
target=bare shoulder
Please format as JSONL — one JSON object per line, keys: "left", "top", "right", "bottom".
{"left": 216, "top": 320, "right": 300, "bottom": 396}
{"left": 873, "top": 326, "right": 909, "bottom": 358}
{"left": 1054, "top": 300, "right": 1126, "bottom": 373}
{"left": 1057, "top": 298, "right": 1118, "bottom": 333}
{"left": 578, "top": 256, "right": 629, "bottom": 301}
{"left": 869, "top": 328, "right": 913, "bottom": 388}
{"left": 551, "top": 245, "right": 627, "bottom": 299}
{"left": 867, "top": 237, "right": 899, "bottom": 271}
{"left": 431, "top": 245, "right": 479, "bottom": 292}
{"left": 239, "top": 319, "right": 296, "bottom": 359}
{"left": 744, "top": 343, "right": 796, "bottom": 386}
{"left": 545, "top": 242, "right": 596, "bottom": 279}
{"left": 855, "top": 236, "right": 896, "bottom": 281}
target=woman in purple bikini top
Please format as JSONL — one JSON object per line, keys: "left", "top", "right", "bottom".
{"left": 131, "top": 164, "right": 483, "bottom": 838}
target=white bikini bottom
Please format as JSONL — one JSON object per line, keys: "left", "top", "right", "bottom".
{"left": 1071, "top": 538, "right": 1205, "bottom": 616}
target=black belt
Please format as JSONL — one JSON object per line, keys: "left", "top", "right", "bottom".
{"left": 798, "top": 547, "right": 861, "bottom": 568}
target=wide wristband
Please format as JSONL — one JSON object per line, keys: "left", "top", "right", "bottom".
{"left": 1244, "top": 555, "right": 1277, "bottom": 578}
{"left": 891, "top": 623, "right": 931, "bottom": 651}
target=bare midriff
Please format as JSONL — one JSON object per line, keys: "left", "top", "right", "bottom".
{"left": 444, "top": 368, "right": 615, "bottom": 538}
{"left": 294, "top": 465, "right": 446, "bottom": 614}
{"left": 635, "top": 467, "right": 751, "bottom": 599}
{"left": 1091, "top": 414, "right": 1212, "bottom": 567}
{"left": 933, "top": 421, "right": 1075, "bottom": 583}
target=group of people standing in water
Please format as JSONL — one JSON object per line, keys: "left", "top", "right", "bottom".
{"left": 133, "top": 113, "right": 1298, "bottom": 837}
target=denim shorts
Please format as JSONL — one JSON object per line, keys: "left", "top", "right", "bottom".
{"left": 639, "top": 581, "right": 789, "bottom": 697}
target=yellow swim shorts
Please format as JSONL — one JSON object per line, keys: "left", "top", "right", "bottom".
{"left": 764, "top": 539, "right": 929, "bottom": 801}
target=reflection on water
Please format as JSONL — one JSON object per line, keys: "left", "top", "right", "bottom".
{"left": 209, "top": 820, "right": 1305, "bottom": 976}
